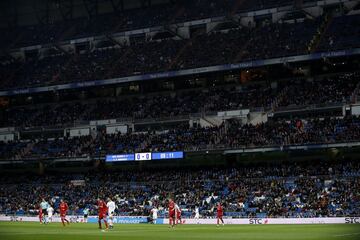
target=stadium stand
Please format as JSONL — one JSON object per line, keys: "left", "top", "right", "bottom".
{"left": 2, "top": 12, "right": 359, "bottom": 90}
{"left": 0, "top": 1, "right": 359, "bottom": 229}
{"left": 1, "top": 0, "right": 317, "bottom": 48}
{"left": 1, "top": 115, "right": 360, "bottom": 160}
{"left": 1, "top": 72, "right": 358, "bottom": 128}
{"left": 317, "top": 14, "right": 360, "bottom": 52}
{"left": 0, "top": 159, "right": 359, "bottom": 218}
{"left": 0, "top": 18, "right": 321, "bottom": 89}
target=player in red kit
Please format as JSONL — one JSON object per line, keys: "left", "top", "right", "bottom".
{"left": 59, "top": 199, "right": 70, "bottom": 226}
{"left": 168, "top": 198, "right": 175, "bottom": 227}
{"left": 39, "top": 207, "right": 43, "bottom": 224}
{"left": 216, "top": 202, "right": 224, "bottom": 226}
{"left": 97, "top": 198, "right": 108, "bottom": 230}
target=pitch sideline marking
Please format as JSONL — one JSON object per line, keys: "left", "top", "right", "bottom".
{"left": 334, "top": 232, "right": 360, "bottom": 237}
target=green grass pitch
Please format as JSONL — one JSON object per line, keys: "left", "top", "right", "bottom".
{"left": 0, "top": 222, "right": 359, "bottom": 240}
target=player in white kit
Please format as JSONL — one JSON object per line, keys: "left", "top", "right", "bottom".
{"left": 175, "top": 203, "right": 182, "bottom": 224}
{"left": 107, "top": 198, "right": 116, "bottom": 229}
{"left": 151, "top": 207, "right": 158, "bottom": 224}
{"left": 47, "top": 205, "right": 54, "bottom": 223}
{"left": 194, "top": 206, "right": 200, "bottom": 224}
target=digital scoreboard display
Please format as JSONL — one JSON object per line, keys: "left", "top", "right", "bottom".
{"left": 152, "top": 151, "right": 184, "bottom": 160}
{"left": 105, "top": 154, "right": 135, "bottom": 162}
{"left": 106, "top": 151, "right": 184, "bottom": 162}
{"left": 135, "top": 152, "right": 152, "bottom": 161}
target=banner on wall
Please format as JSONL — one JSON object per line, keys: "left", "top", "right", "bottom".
{"left": 172, "top": 217, "right": 360, "bottom": 225}
{"left": 87, "top": 216, "right": 149, "bottom": 224}
{"left": 1, "top": 215, "right": 359, "bottom": 224}
{"left": 0, "top": 215, "right": 84, "bottom": 223}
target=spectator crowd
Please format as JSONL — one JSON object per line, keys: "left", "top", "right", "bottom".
{"left": 0, "top": 159, "right": 359, "bottom": 218}
{"left": 1, "top": 115, "right": 360, "bottom": 160}
{"left": 0, "top": 18, "right": 320, "bottom": 90}
{"left": 1, "top": 14, "right": 358, "bottom": 90}
{"left": 1, "top": 72, "right": 358, "bottom": 128}
{"left": 0, "top": 3, "right": 358, "bottom": 90}
{"left": 0, "top": 0, "right": 359, "bottom": 225}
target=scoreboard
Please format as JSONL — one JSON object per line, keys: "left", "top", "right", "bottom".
{"left": 152, "top": 151, "right": 183, "bottom": 160}
{"left": 105, "top": 154, "right": 134, "bottom": 162}
{"left": 135, "top": 152, "right": 152, "bottom": 161}
{"left": 106, "top": 151, "right": 184, "bottom": 162}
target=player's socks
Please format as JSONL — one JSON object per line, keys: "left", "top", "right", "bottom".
{"left": 98, "top": 220, "right": 102, "bottom": 229}
{"left": 104, "top": 220, "right": 108, "bottom": 229}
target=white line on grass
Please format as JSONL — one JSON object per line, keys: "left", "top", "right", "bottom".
{"left": 334, "top": 232, "right": 360, "bottom": 237}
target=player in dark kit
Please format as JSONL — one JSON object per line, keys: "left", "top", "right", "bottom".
{"left": 97, "top": 198, "right": 109, "bottom": 230}
{"left": 216, "top": 202, "right": 224, "bottom": 226}
{"left": 168, "top": 198, "right": 176, "bottom": 227}
{"left": 59, "top": 199, "right": 70, "bottom": 226}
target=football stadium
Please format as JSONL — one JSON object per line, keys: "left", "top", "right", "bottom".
{"left": 0, "top": 0, "right": 359, "bottom": 239}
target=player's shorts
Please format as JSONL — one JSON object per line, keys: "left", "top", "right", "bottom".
{"left": 98, "top": 212, "right": 107, "bottom": 220}
{"left": 108, "top": 211, "right": 114, "bottom": 218}
{"left": 217, "top": 213, "right": 223, "bottom": 218}
{"left": 169, "top": 210, "right": 175, "bottom": 218}
{"left": 48, "top": 213, "right": 53, "bottom": 218}
{"left": 195, "top": 214, "right": 199, "bottom": 219}
{"left": 60, "top": 212, "right": 67, "bottom": 218}
{"left": 176, "top": 212, "right": 181, "bottom": 218}
{"left": 42, "top": 209, "right": 47, "bottom": 215}
{"left": 84, "top": 214, "right": 88, "bottom": 218}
